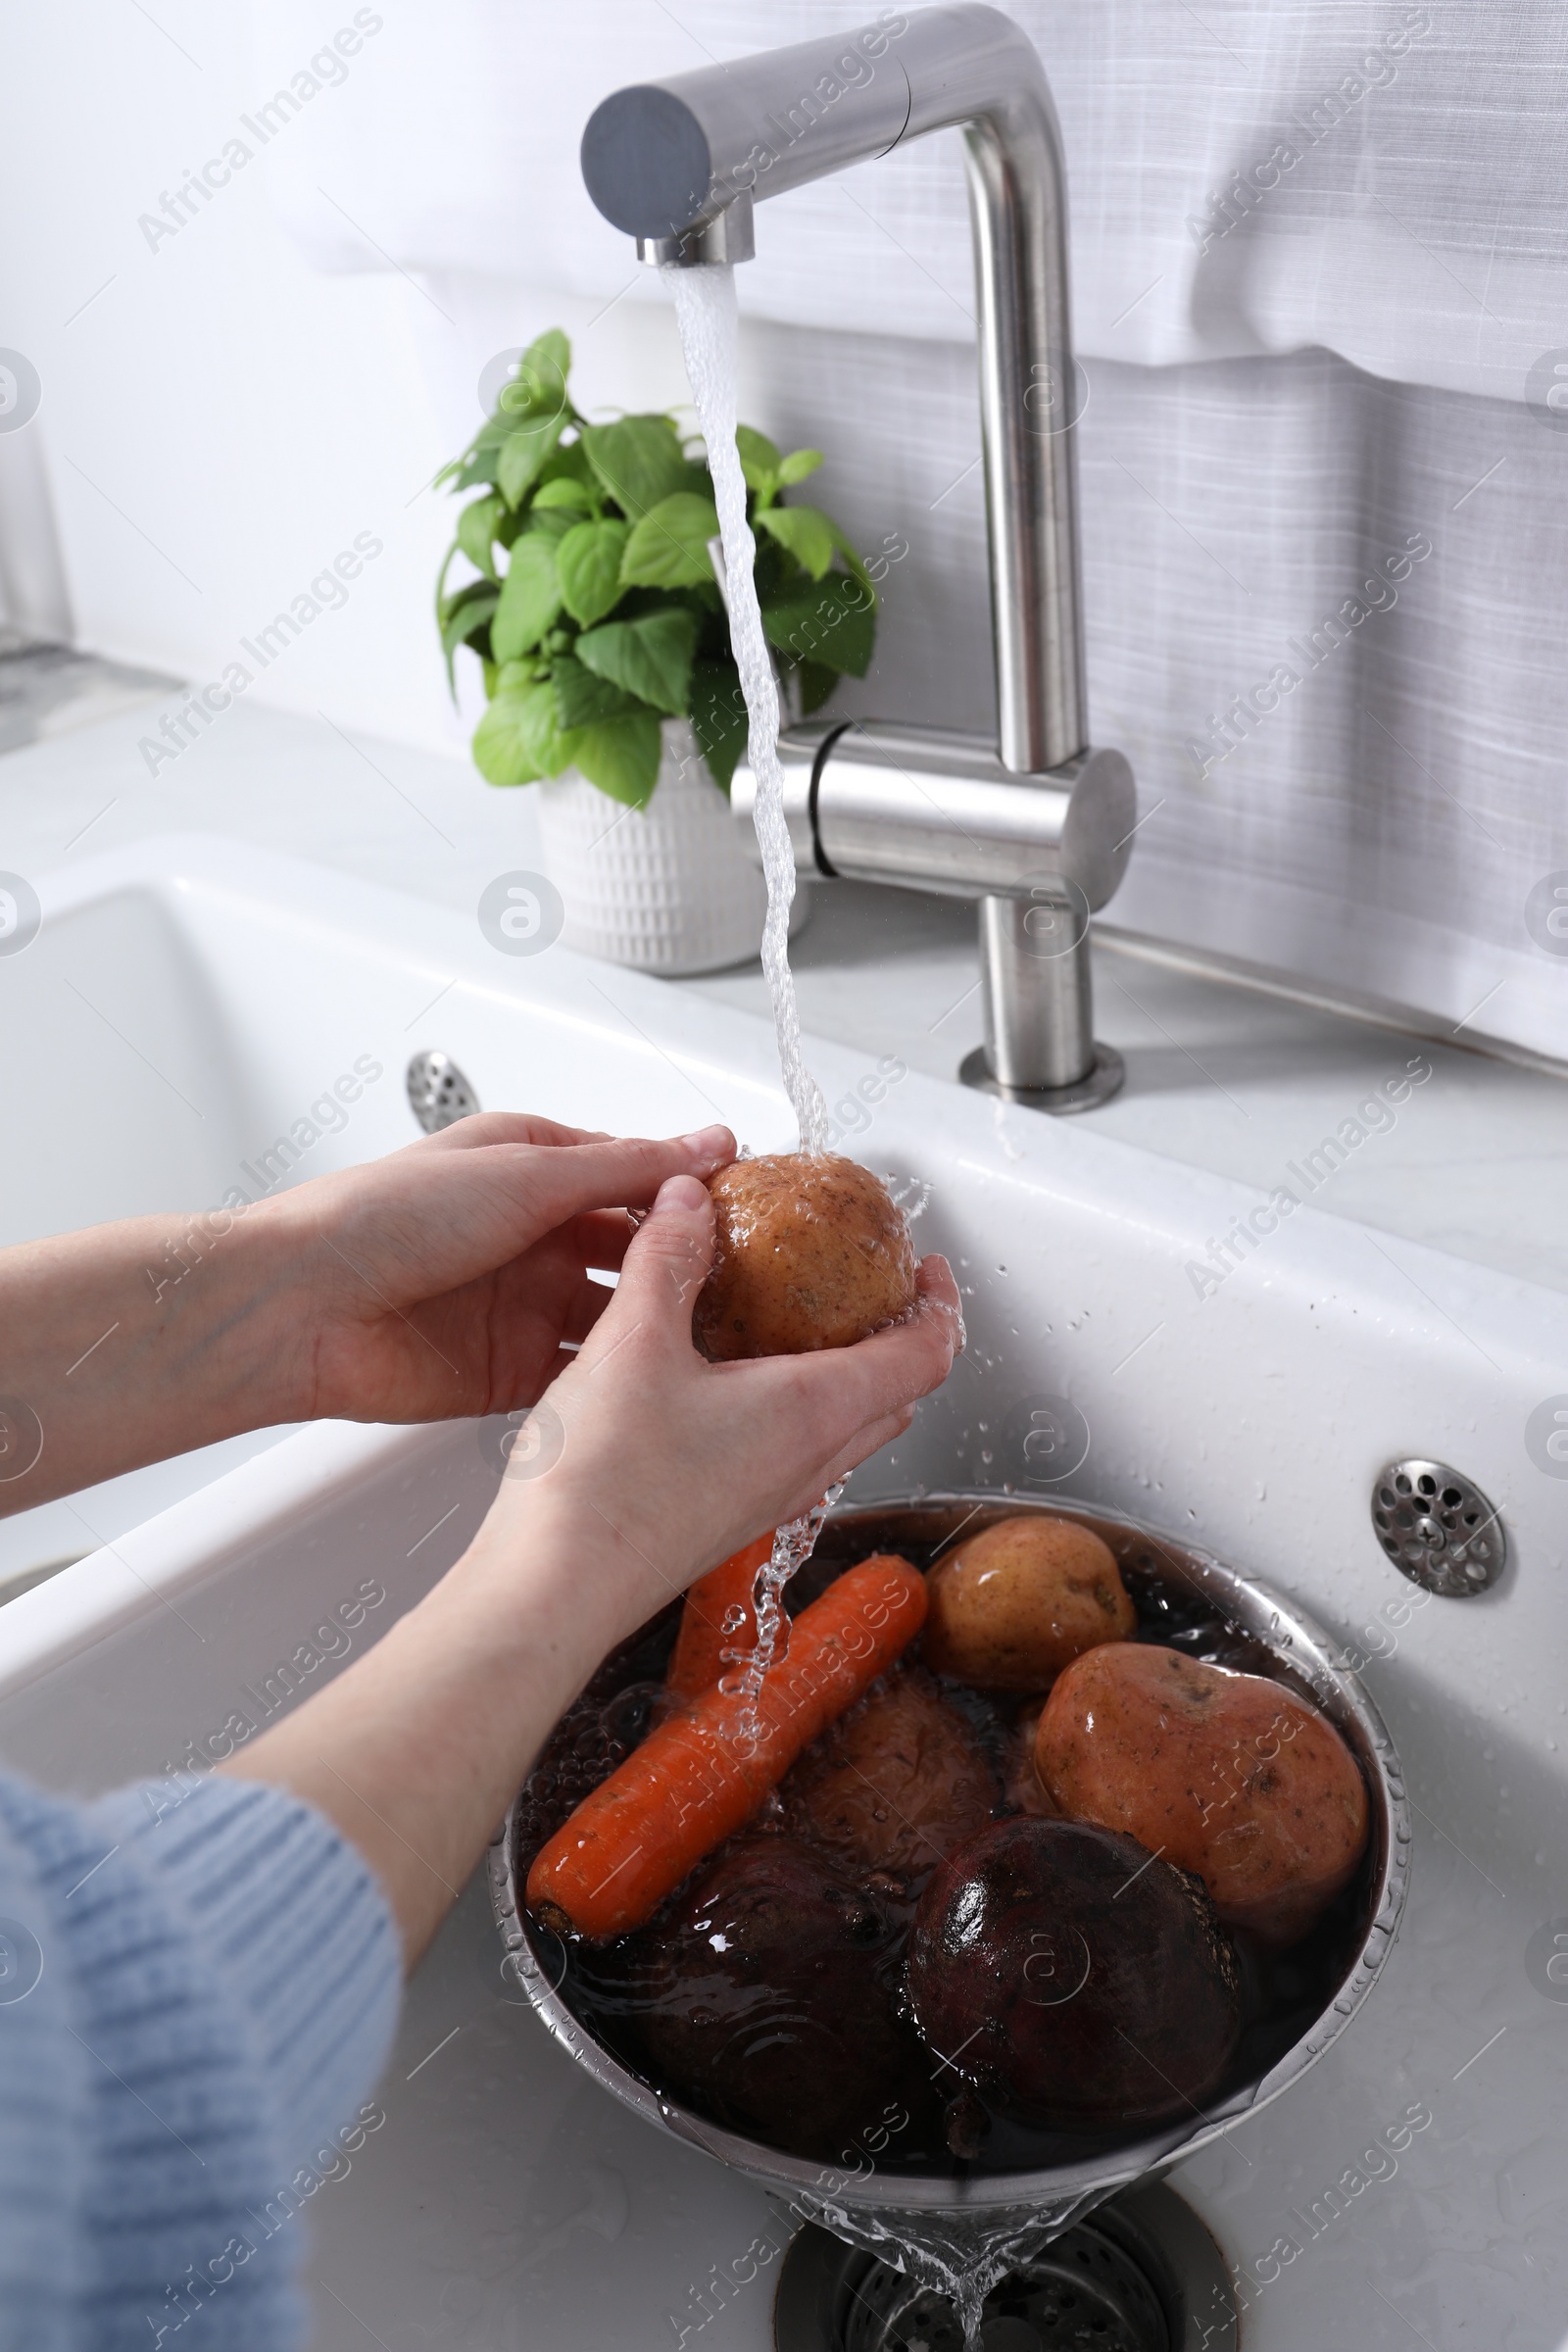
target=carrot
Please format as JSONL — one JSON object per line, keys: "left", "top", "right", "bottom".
{"left": 527, "top": 1555, "right": 928, "bottom": 1940}
{"left": 664, "top": 1533, "right": 775, "bottom": 1705}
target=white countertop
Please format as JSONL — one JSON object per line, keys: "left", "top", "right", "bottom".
{"left": 3, "top": 668, "right": 1563, "bottom": 1296}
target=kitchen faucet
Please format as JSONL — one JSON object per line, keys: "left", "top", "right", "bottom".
{"left": 581, "top": 3, "right": 1134, "bottom": 1109}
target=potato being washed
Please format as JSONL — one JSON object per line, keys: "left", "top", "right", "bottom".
{"left": 1034, "top": 1643, "right": 1369, "bottom": 1946}
{"left": 694, "top": 1152, "right": 917, "bottom": 1359}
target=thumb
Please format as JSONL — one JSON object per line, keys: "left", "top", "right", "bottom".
{"left": 583, "top": 1173, "right": 714, "bottom": 1362}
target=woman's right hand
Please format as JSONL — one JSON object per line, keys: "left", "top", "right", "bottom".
{"left": 470, "top": 1170, "right": 963, "bottom": 1651}
{"left": 222, "top": 1168, "right": 962, "bottom": 1971}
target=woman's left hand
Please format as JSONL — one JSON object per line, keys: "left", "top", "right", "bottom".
{"left": 0, "top": 1115, "right": 735, "bottom": 1512}
{"left": 268, "top": 1113, "right": 736, "bottom": 1425}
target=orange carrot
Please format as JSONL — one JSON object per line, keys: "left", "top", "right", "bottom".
{"left": 527, "top": 1555, "right": 928, "bottom": 1940}
{"left": 664, "top": 1533, "right": 774, "bottom": 1705}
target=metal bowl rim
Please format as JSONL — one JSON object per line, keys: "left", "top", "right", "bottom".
{"left": 491, "top": 1487, "right": 1410, "bottom": 2217}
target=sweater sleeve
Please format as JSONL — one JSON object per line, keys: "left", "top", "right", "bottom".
{"left": 0, "top": 1768, "right": 401, "bottom": 2352}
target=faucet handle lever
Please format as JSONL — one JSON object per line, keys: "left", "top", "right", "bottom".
{"left": 732, "top": 720, "right": 1136, "bottom": 908}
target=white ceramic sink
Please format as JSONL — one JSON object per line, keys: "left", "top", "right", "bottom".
{"left": 1, "top": 834, "right": 1565, "bottom": 2350}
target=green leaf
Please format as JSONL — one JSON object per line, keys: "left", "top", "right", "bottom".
{"left": 533, "top": 475, "right": 593, "bottom": 512}
{"left": 434, "top": 535, "right": 461, "bottom": 613}
{"left": 524, "top": 505, "right": 579, "bottom": 543}
{"left": 689, "top": 657, "right": 749, "bottom": 793}
{"left": 552, "top": 651, "right": 642, "bottom": 730}
{"left": 571, "top": 710, "right": 663, "bottom": 808}
{"left": 761, "top": 575, "right": 876, "bottom": 678}
{"left": 778, "top": 447, "right": 824, "bottom": 486}
{"left": 451, "top": 446, "right": 501, "bottom": 492}
{"left": 491, "top": 533, "right": 562, "bottom": 662}
{"left": 498, "top": 327, "right": 571, "bottom": 420}
{"left": 557, "top": 517, "right": 630, "bottom": 627}
{"left": 827, "top": 517, "right": 876, "bottom": 602}
{"left": 439, "top": 581, "right": 499, "bottom": 690}
{"left": 580, "top": 415, "right": 688, "bottom": 516}
{"left": 620, "top": 492, "right": 720, "bottom": 590}
{"left": 471, "top": 678, "right": 574, "bottom": 786}
{"left": 538, "top": 438, "right": 593, "bottom": 490}
{"left": 498, "top": 411, "right": 566, "bottom": 508}
{"left": 457, "top": 493, "right": 503, "bottom": 580}
{"left": 735, "top": 424, "right": 781, "bottom": 496}
{"left": 575, "top": 609, "right": 699, "bottom": 715}
{"left": 472, "top": 700, "right": 540, "bottom": 786}
{"left": 758, "top": 503, "right": 835, "bottom": 581}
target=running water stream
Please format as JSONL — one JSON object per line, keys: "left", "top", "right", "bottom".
{"left": 662, "top": 261, "right": 828, "bottom": 1159}
{"left": 663, "top": 262, "right": 1012, "bottom": 2352}
{"left": 663, "top": 260, "right": 835, "bottom": 1727}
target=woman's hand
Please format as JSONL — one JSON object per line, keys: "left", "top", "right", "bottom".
{"left": 0, "top": 1115, "right": 735, "bottom": 1512}
{"left": 223, "top": 1171, "right": 962, "bottom": 1967}
{"left": 473, "top": 1170, "right": 965, "bottom": 1647}
{"left": 266, "top": 1113, "right": 736, "bottom": 1425}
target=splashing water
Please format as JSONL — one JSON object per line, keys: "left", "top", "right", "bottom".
{"left": 662, "top": 261, "right": 828, "bottom": 1156}
{"left": 786, "top": 2192, "right": 1080, "bottom": 2352}
{"left": 718, "top": 1487, "right": 844, "bottom": 1741}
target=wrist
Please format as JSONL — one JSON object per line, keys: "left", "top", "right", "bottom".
{"left": 0, "top": 1200, "right": 313, "bottom": 1513}
{"left": 152, "top": 1195, "right": 316, "bottom": 1430}
{"left": 445, "top": 1484, "right": 666, "bottom": 1705}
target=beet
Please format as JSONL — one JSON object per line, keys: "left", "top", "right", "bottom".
{"left": 632, "top": 1834, "right": 940, "bottom": 2163}
{"left": 907, "top": 1817, "right": 1241, "bottom": 2130}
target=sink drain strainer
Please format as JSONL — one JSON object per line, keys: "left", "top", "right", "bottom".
{"left": 406, "top": 1049, "right": 480, "bottom": 1134}
{"left": 773, "top": 2182, "right": 1235, "bottom": 2352}
{"left": 1371, "top": 1458, "right": 1506, "bottom": 1597}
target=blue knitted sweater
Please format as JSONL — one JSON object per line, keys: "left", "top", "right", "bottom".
{"left": 0, "top": 1770, "right": 401, "bottom": 2352}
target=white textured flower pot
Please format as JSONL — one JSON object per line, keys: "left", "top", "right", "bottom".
{"left": 535, "top": 719, "right": 808, "bottom": 976}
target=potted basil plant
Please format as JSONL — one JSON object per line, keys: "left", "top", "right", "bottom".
{"left": 436, "top": 327, "right": 876, "bottom": 974}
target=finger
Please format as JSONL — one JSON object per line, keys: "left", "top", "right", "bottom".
{"left": 750, "top": 1253, "right": 961, "bottom": 1436}
{"left": 502, "top": 1134, "right": 732, "bottom": 1246}
{"left": 575, "top": 1173, "right": 715, "bottom": 1368}
{"left": 767, "top": 1403, "right": 918, "bottom": 1529}
{"left": 403, "top": 1112, "right": 611, "bottom": 1156}
{"left": 818, "top": 1402, "right": 917, "bottom": 1490}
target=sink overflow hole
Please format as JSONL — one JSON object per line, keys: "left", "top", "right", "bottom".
{"left": 407, "top": 1050, "right": 480, "bottom": 1134}
{"left": 1370, "top": 1457, "right": 1506, "bottom": 1597}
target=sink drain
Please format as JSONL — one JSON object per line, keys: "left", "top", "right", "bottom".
{"left": 1371, "top": 1457, "right": 1506, "bottom": 1596}
{"left": 406, "top": 1049, "right": 480, "bottom": 1133}
{"left": 772, "top": 2182, "right": 1235, "bottom": 2352}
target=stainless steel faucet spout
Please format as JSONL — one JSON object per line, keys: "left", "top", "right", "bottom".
{"left": 581, "top": 7, "right": 1133, "bottom": 1111}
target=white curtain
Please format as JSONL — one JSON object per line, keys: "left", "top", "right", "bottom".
{"left": 253, "top": 0, "right": 1568, "bottom": 1061}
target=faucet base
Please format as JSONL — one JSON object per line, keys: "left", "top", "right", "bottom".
{"left": 959, "top": 1041, "right": 1126, "bottom": 1115}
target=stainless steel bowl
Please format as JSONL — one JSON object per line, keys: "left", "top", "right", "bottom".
{"left": 490, "top": 1492, "right": 1410, "bottom": 2278}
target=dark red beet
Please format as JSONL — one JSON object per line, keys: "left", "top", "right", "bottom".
{"left": 908, "top": 1817, "right": 1241, "bottom": 2130}
{"left": 633, "top": 1835, "right": 940, "bottom": 2163}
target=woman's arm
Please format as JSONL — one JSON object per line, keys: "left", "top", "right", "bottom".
{"left": 221, "top": 1172, "right": 963, "bottom": 1965}
{"left": 0, "top": 1116, "right": 733, "bottom": 1513}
